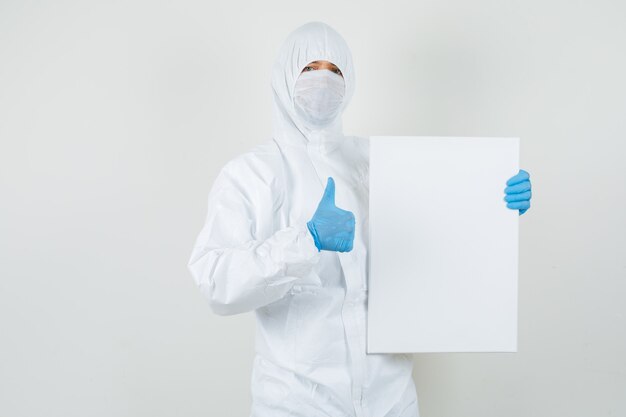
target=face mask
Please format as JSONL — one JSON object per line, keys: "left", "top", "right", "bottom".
{"left": 294, "top": 69, "right": 345, "bottom": 128}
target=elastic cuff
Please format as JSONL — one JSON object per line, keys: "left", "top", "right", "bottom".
{"left": 297, "top": 223, "right": 321, "bottom": 256}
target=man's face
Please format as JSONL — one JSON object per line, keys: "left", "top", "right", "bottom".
{"left": 300, "top": 60, "right": 343, "bottom": 78}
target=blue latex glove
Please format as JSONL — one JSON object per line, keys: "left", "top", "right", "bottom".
{"left": 307, "top": 177, "right": 355, "bottom": 252}
{"left": 504, "top": 169, "right": 532, "bottom": 215}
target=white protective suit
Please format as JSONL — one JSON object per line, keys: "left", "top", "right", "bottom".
{"left": 188, "top": 21, "right": 419, "bottom": 417}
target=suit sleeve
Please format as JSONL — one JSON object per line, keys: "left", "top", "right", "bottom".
{"left": 187, "top": 160, "right": 321, "bottom": 316}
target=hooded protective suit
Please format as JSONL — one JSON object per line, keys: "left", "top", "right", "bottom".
{"left": 188, "top": 21, "right": 419, "bottom": 417}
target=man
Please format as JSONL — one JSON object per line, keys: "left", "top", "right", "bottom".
{"left": 188, "top": 21, "right": 532, "bottom": 417}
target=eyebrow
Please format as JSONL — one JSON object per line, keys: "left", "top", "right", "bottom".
{"left": 309, "top": 61, "right": 339, "bottom": 67}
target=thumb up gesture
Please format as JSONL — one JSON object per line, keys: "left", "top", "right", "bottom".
{"left": 306, "top": 177, "right": 355, "bottom": 252}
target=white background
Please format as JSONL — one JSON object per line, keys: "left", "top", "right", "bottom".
{"left": 1, "top": 1, "right": 625, "bottom": 416}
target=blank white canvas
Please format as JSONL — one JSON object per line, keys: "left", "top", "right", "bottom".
{"left": 367, "top": 136, "right": 519, "bottom": 353}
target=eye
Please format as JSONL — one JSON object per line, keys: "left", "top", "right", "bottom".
{"left": 333, "top": 68, "right": 343, "bottom": 76}
{"left": 302, "top": 66, "right": 314, "bottom": 72}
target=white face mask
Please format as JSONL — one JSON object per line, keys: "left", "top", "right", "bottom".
{"left": 294, "top": 69, "right": 345, "bottom": 128}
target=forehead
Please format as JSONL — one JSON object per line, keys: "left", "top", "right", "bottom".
{"left": 308, "top": 60, "right": 339, "bottom": 67}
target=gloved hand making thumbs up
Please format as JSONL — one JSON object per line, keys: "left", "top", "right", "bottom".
{"left": 306, "top": 177, "right": 355, "bottom": 252}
